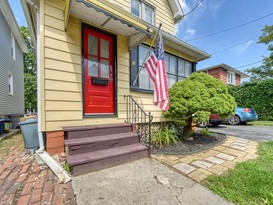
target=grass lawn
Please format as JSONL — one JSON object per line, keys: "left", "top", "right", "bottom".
{"left": 0, "top": 134, "right": 24, "bottom": 156}
{"left": 248, "top": 121, "right": 273, "bottom": 126}
{"left": 204, "top": 141, "right": 273, "bottom": 205}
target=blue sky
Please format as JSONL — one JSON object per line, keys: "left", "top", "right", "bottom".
{"left": 9, "top": 0, "right": 273, "bottom": 74}
{"left": 177, "top": 0, "right": 273, "bottom": 72}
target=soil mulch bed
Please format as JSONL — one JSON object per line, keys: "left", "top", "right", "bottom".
{"left": 151, "top": 132, "right": 226, "bottom": 154}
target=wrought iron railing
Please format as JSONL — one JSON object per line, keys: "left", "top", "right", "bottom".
{"left": 124, "top": 95, "right": 153, "bottom": 156}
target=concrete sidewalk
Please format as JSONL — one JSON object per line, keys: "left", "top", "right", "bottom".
{"left": 72, "top": 158, "right": 232, "bottom": 205}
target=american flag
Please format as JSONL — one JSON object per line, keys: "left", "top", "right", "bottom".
{"left": 144, "top": 31, "right": 169, "bottom": 111}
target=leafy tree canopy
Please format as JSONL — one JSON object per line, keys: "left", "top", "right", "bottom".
{"left": 20, "top": 26, "right": 36, "bottom": 75}
{"left": 164, "top": 72, "right": 236, "bottom": 126}
{"left": 20, "top": 26, "right": 37, "bottom": 110}
{"left": 246, "top": 25, "right": 273, "bottom": 80}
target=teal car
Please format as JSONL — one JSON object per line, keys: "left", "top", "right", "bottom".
{"left": 228, "top": 107, "right": 258, "bottom": 125}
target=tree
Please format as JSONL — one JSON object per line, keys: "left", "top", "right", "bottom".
{"left": 20, "top": 26, "right": 36, "bottom": 75}
{"left": 24, "top": 73, "right": 37, "bottom": 112}
{"left": 228, "top": 80, "right": 273, "bottom": 121}
{"left": 164, "top": 72, "right": 236, "bottom": 131}
{"left": 20, "top": 26, "right": 37, "bottom": 111}
{"left": 246, "top": 25, "right": 273, "bottom": 80}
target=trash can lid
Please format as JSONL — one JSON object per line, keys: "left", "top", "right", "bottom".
{"left": 0, "top": 119, "right": 5, "bottom": 122}
{"left": 4, "top": 119, "right": 12, "bottom": 122}
{"left": 19, "top": 118, "right": 38, "bottom": 125}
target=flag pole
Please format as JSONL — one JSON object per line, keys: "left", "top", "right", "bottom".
{"left": 133, "top": 23, "right": 162, "bottom": 86}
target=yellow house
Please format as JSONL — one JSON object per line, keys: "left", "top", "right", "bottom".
{"left": 21, "top": 0, "right": 210, "bottom": 175}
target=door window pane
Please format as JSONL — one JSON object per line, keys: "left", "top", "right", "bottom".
{"left": 131, "top": 0, "right": 141, "bottom": 17}
{"left": 178, "top": 59, "right": 185, "bottom": 76}
{"left": 88, "top": 35, "right": 98, "bottom": 56}
{"left": 170, "top": 56, "right": 177, "bottom": 74}
{"left": 185, "top": 62, "right": 192, "bottom": 77}
{"left": 100, "top": 39, "right": 109, "bottom": 59}
{"left": 88, "top": 56, "right": 98, "bottom": 77}
{"left": 101, "top": 59, "right": 110, "bottom": 78}
{"left": 145, "top": 6, "right": 154, "bottom": 24}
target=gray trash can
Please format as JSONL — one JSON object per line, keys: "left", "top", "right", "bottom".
{"left": 10, "top": 114, "right": 23, "bottom": 129}
{"left": 19, "top": 119, "right": 39, "bottom": 150}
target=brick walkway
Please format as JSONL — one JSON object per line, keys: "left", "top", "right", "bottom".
{"left": 0, "top": 134, "right": 76, "bottom": 205}
{"left": 154, "top": 136, "right": 259, "bottom": 182}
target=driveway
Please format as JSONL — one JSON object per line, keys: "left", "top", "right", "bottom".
{"left": 207, "top": 124, "right": 273, "bottom": 141}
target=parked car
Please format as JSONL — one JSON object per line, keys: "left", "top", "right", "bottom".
{"left": 228, "top": 107, "right": 258, "bottom": 125}
{"left": 198, "top": 113, "right": 222, "bottom": 127}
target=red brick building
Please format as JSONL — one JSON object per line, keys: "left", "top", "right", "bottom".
{"left": 198, "top": 63, "right": 249, "bottom": 86}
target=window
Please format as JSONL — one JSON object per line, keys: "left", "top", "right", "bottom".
{"left": 227, "top": 71, "right": 235, "bottom": 85}
{"left": 130, "top": 0, "right": 155, "bottom": 25}
{"left": 11, "top": 32, "right": 15, "bottom": 60}
{"left": 130, "top": 45, "right": 193, "bottom": 92}
{"left": 8, "top": 72, "right": 13, "bottom": 95}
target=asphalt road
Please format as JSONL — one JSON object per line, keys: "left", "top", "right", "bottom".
{"left": 205, "top": 124, "right": 273, "bottom": 142}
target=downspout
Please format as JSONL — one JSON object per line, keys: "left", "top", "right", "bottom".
{"left": 36, "top": 8, "right": 44, "bottom": 151}
{"left": 33, "top": 1, "right": 71, "bottom": 183}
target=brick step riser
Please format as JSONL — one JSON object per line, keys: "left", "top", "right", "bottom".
{"left": 68, "top": 137, "right": 140, "bottom": 155}
{"left": 66, "top": 127, "right": 132, "bottom": 140}
{"left": 71, "top": 150, "right": 148, "bottom": 176}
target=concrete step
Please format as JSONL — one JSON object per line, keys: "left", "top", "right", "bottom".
{"left": 64, "top": 123, "right": 132, "bottom": 139}
{"left": 67, "top": 144, "right": 148, "bottom": 176}
{"left": 65, "top": 132, "right": 140, "bottom": 155}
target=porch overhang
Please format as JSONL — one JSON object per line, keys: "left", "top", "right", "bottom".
{"left": 68, "top": 0, "right": 151, "bottom": 50}
{"left": 66, "top": 0, "right": 210, "bottom": 62}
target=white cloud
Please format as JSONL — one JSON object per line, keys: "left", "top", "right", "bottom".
{"left": 176, "top": 0, "right": 223, "bottom": 40}
{"left": 182, "top": 29, "right": 196, "bottom": 39}
{"left": 235, "top": 40, "right": 254, "bottom": 55}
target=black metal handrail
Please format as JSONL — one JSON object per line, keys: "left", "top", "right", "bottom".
{"left": 124, "top": 95, "right": 153, "bottom": 156}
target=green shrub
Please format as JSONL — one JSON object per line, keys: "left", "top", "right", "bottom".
{"left": 200, "top": 127, "right": 210, "bottom": 135}
{"left": 228, "top": 79, "right": 273, "bottom": 121}
{"left": 164, "top": 72, "right": 236, "bottom": 130}
{"left": 151, "top": 125, "right": 179, "bottom": 147}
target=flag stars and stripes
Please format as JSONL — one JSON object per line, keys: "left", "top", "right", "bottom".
{"left": 144, "top": 31, "right": 169, "bottom": 111}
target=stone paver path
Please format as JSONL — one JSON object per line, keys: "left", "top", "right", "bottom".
{"left": 154, "top": 136, "right": 259, "bottom": 182}
{"left": 0, "top": 134, "right": 76, "bottom": 205}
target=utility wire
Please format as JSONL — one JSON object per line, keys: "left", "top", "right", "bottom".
{"left": 211, "top": 35, "right": 259, "bottom": 54}
{"left": 183, "top": 0, "right": 204, "bottom": 17}
{"left": 186, "top": 12, "right": 273, "bottom": 41}
{"left": 235, "top": 60, "right": 263, "bottom": 69}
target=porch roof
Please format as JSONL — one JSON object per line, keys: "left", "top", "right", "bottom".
{"left": 68, "top": 0, "right": 211, "bottom": 62}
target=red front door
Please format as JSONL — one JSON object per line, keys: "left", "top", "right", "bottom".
{"left": 83, "top": 27, "right": 115, "bottom": 115}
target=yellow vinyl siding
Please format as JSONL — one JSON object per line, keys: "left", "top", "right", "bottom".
{"left": 42, "top": 0, "right": 185, "bottom": 131}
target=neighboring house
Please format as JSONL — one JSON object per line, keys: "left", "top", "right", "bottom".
{"left": 199, "top": 63, "right": 249, "bottom": 86}
{"left": 21, "top": 0, "right": 210, "bottom": 175}
{"left": 0, "top": 0, "right": 28, "bottom": 127}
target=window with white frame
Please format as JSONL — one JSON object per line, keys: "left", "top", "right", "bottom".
{"left": 8, "top": 72, "right": 14, "bottom": 95}
{"left": 130, "top": 0, "right": 155, "bottom": 25}
{"left": 130, "top": 44, "right": 193, "bottom": 91}
{"left": 227, "top": 71, "right": 235, "bottom": 85}
{"left": 11, "top": 32, "right": 15, "bottom": 60}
